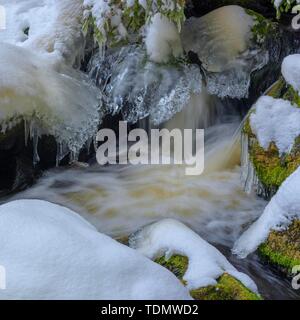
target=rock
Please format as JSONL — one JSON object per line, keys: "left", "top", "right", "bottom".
{"left": 258, "top": 220, "right": 300, "bottom": 274}
{"left": 0, "top": 200, "right": 191, "bottom": 300}
{"left": 181, "top": 5, "right": 255, "bottom": 73}
{"left": 155, "top": 255, "right": 262, "bottom": 300}
{"left": 190, "top": 273, "right": 261, "bottom": 300}
{"left": 181, "top": 6, "right": 272, "bottom": 99}
{"left": 0, "top": 119, "right": 93, "bottom": 196}
{"left": 181, "top": 5, "right": 300, "bottom": 101}
{"left": 0, "top": 122, "right": 38, "bottom": 195}
{"left": 241, "top": 78, "right": 300, "bottom": 199}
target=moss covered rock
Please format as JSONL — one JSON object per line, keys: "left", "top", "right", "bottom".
{"left": 258, "top": 220, "right": 300, "bottom": 274}
{"left": 155, "top": 255, "right": 261, "bottom": 300}
{"left": 190, "top": 273, "right": 261, "bottom": 300}
{"left": 242, "top": 78, "right": 300, "bottom": 199}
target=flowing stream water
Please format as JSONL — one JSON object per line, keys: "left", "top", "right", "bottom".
{"left": 8, "top": 89, "right": 300, "bottom": 300}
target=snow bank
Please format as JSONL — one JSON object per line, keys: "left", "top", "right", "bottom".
{"left": 233, "top": 166, "right": 300, "bottom": 258}
{"left": 282, "top": 54, "right": 300, "bottom": 94}
{"left": 0, "top": 0, "right": 85, "bottom": 65}
{"left": 145, "top": 13, "right": 183, "bottom": 63}
{"left": 250, "top": 96, "right": 300, "bottom": 155}
{"left": 0, "top": 43, "right": 100, "bottom": 156}
{"left": 0, "top": 1, "right": 101, "bottom": 158}
{"left": 129, "top": 219, "right": 258, "bottom": 293}
{"left": 0, "top": 200, "right": 191, "bottom": 300}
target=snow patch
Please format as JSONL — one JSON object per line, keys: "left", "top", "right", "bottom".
{"left": 129, "top": 219, "right": 258, "bottom": 293}
{"left": 0, "top": 0, "right": 85, "bottom": 65}
{"left": 145, "top": 13, "right": 183, "bottom": 63}
{"left": 0, "top": 43, "right": 100, "bottom": 156}
{"left": 250, "top": 95, "right": 300, "bottom": 155}
{"left": 0, "top": 200, "right": 191, "bottom": 300}
{"left": 233, "top": 166, "right": 300, "bottom": 258}
{"left": 282, "top": 54, "right": 300, "bottom": 94}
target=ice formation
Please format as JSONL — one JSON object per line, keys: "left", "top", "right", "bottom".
{"left": 129, "top": 219, "right": 258, "bottom": 293}
{"left": 0, "top": 200, "right": 191, "bottom": 300}
{"left": 0, "top": 0, "right": 101, "bottom": 162}
{"left": 233, "top": 166, "right": 300, "bottom": 258}
{"left": 89, "top": 45, "right": 202, "bottom": 125}
{"left": 250, "top": 95, "right": 300, "bottom": 155}
{"left": 0, "top": 43, "right": 100, "bottom": 157}
{"left": 181, "top": 5, "right": 268, "bottom": 98}
{"left": 282, "top": 54, "right": 300, "bottom": 94}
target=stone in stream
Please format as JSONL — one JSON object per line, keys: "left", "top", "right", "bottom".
{"left": 259, "top": 220, "right": 300, "bottom": 275}
{"left": 128, "top": 219, "right": 261, "bottom": 300}
{"left": 241, "top": 77, "right": 300, "bottom": 200}
{"left": 155, "top": 255, "right": 262, "bottom": 300}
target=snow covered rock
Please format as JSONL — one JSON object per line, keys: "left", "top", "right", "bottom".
{"left": 250, "top": 96, "right": 300, "bottom": 155}
{"left": 129, "top": 219, "right": 259, "bottom": 297}
{"left": 259, "top": 220, "right": 300, "bottom": 274}
{"left": 0, "top": 43, "right": 99, "bottom": 155}
{"left": 145, "top": 13, "right": 183, "bottom": 63}
{"left": 181, "top": 5, "right": 269, "bottom": 98}
{"left": 234, "top": 166, "right": 300, "bottom": 273}
{"left": 0, "top": 0, "right": 85, "bottom": 65}
{"left": 241, "top": 77, "right": 300, "bottom": 198}
{"left": 0, "top": 200, "right": 191, "bottom": 300}
{"left": 282, "top": 54, "right": 300, "bottom": 95}
{"left": 181, "top": 5, "right": 255, "bottom": 73}
{"left": 0, "top": 1, "right": 101, "bottom": 191}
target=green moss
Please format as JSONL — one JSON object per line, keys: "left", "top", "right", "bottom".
{"left": 266, "top": 77, "right": 286, "bottom": 99}
{"left": 155, "top": 255, "right": 188, "bottom": 281}
{"left": 190, "top": 273, "right": 261, "bottom": 300}
{"left": 155, "top": 255, "right": 261, "bottom": 300}
{"left": 274, "top": 0, "right": 298, "bottom": 19}
{"left": 246, "top": 9, "right": 277, "bottom": 44}
{"left": 84, "top": 0, "right": 186, "bottom": 47}
{"left": 282, "top": 85, "right": 300, "bottom": 108}
{"left": 266, "top": 77, "right": 300, "bottom": 107}
{"left": 249, "top": 140, "right": 300, "bottom": 190}
{"left": 242, "top": 117, "right": 255, "bottom": 137}
{"left": 258, "top": 220, "right": 300, "bottom": 273}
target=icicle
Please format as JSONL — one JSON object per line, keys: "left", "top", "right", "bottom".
{"left": 29, "top": 120, "right": 40, "bottom": 167}
{"left": 56, "top": 142, "right": 62, "bottom": 167}
{"left": 32, "top": 130, "right": 40, "bottom": 167}
{"left": 56, "top": 141, "right": 70, "bottom": 167}
{"left": 69, "top": 151, "right": 79, "bottom": 164}
{"left": 24, "top": 119, "right": 29, "bottom": 147}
